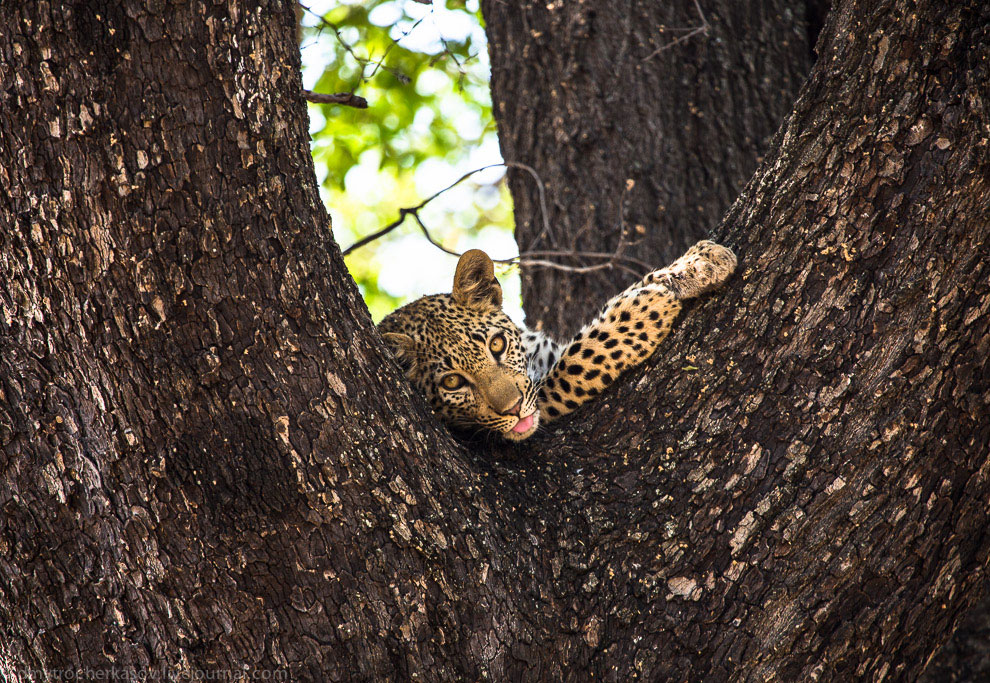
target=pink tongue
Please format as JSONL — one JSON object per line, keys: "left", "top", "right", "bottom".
{"left": 513, "top": 414, "right": 534, "bottom": 433}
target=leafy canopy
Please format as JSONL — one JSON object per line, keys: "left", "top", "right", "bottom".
{"left": 301, "top": 0, "right": 518, "bottom": 322}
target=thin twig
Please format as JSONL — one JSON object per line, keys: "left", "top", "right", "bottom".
{"left": 299, "top": 1, "right": 472, "bottom": 93}
{"left": 519, "top": 250, "right": 653, "bottom": 272}
{"left": 303, "top": 90, "right": 368, "bottom": 108}
{"left": 299, "top": 3, "right": 410, "bottom": 84}
{"left": 342, "top": 208, "right": 415, "bottom": 257}
{"left": 642, "top": 0, "right": 710, "bottom": 62}
{"left": 424, "top": 2, "right": 478, "bottom": 83}
{"left": 344, "top": 166, "right": 653, "bottom": 277}
{"left": 341, "top": 162, "right": 653, "bottom": 277}
{"left": 515, "top": 258, "right": 643, "bottom": 277}
{"left": 503, "top": 162, "right": 552, "bottom": 253}
{"left": 367, "top": 15, "right": 427, "bottom": 81}
{"left": 410, "top": 212, "right": 460, "bottom": 257}
{"left": 612, "top": 180, "right": 632, "bottom": 264}
{"left": 409, "top": 211, "right": 644, "bottom": 276}
{"left": 342, "top": 163, "right": 512, "bottom": 257}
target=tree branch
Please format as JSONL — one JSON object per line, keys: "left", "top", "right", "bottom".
{"left": 642, "top": 0, "right": 711, "bottom": 61}
{"left": 339, "top": 162, "right": 505, "bottom": 257}
{"left": 303, "top": 90, "right": 368, "bottom": 108}
{"left": 341, "top": 162, "right": 650, "bottom": 277}
{"left": 299, "top": 3, "right": 411, "bottom": 85}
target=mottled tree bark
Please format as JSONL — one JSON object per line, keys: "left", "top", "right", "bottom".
{"left": 483, "top": 0, "right": 817, "bottom": 338}
{"left": 0, "top": 1, "right": 468, "bottom": 678}
{"left": 1, "top": 1, "right": 989, "bottom": 683}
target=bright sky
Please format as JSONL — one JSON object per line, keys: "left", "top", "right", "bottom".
{"left": 300, "top": 0, "right": 526, "bottom": 325}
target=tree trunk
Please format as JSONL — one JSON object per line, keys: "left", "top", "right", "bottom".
{"left": 922, "top": 591, "right": 990, "bottom": 682}
{"left": 0, "top": 1, "right": 464, "bottom": 678}
{"left": 1, "top": 1, "right": 988, "bottom": 682}
{"left": 483, "top": 0, "right": 818, "bottom": 338}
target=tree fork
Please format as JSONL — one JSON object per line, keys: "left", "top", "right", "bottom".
{"left": 0, "top": 0, "right": 988, "bottom": 681}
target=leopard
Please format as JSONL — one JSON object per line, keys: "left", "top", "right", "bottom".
{"left": 378, "top": 240, "right": 736, "bottom": 441}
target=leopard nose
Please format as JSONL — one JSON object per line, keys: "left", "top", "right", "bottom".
{"left": 500, "top": 397, "right": 523, "bottom": 416}
{"left": 485, "top": 375, "right": 523, "bottom": 416}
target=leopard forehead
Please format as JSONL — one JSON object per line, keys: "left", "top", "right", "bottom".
{"left": 398, "top": 295, "right": 525, "bottom": 373}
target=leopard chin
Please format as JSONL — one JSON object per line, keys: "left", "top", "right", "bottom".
{"left": 501, "top": 410, "right": 540, "bottom": 441}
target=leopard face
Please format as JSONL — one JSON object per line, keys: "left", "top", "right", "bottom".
{"left": 378, "top": 251, "right": 540, "bottom": 441}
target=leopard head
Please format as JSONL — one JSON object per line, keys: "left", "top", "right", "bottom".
{"left": 379, "top": 250, "right": 540, "bottom": 441}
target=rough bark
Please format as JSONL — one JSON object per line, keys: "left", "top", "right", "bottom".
{"left": 1, "top": 1, "right": 989, "bottom": 682}
{"left": 923, "top": 591, "right": 990, "bottom": 682}
{"left": 483, "top": 0, "right": 817, "bottom": 338}
{"left": 0, "top": 1, "right": 463, "bottom": 678}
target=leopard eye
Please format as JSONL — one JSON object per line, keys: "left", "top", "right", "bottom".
{"left": 441, "top": 373, "right": 467, "bottom": 391}
{"left": 489, "top": 333, "right": 506, "bottom": 355}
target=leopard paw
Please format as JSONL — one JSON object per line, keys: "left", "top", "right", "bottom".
{"left": 649, "top": 241, "right": 736, "bottom": 300}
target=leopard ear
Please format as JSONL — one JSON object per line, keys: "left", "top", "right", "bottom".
{"left": 452, "top": 249, "right": 503, "bottom": 309}
{"left": 382, "top": 332, "right": 418, "bottom": 367}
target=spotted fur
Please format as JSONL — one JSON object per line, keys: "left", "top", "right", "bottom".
{"left": 379, "top": 241, "right": 736, "bottom": 441}
{"left": 521, "top": 329, "right": 562, "bottom": 383}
